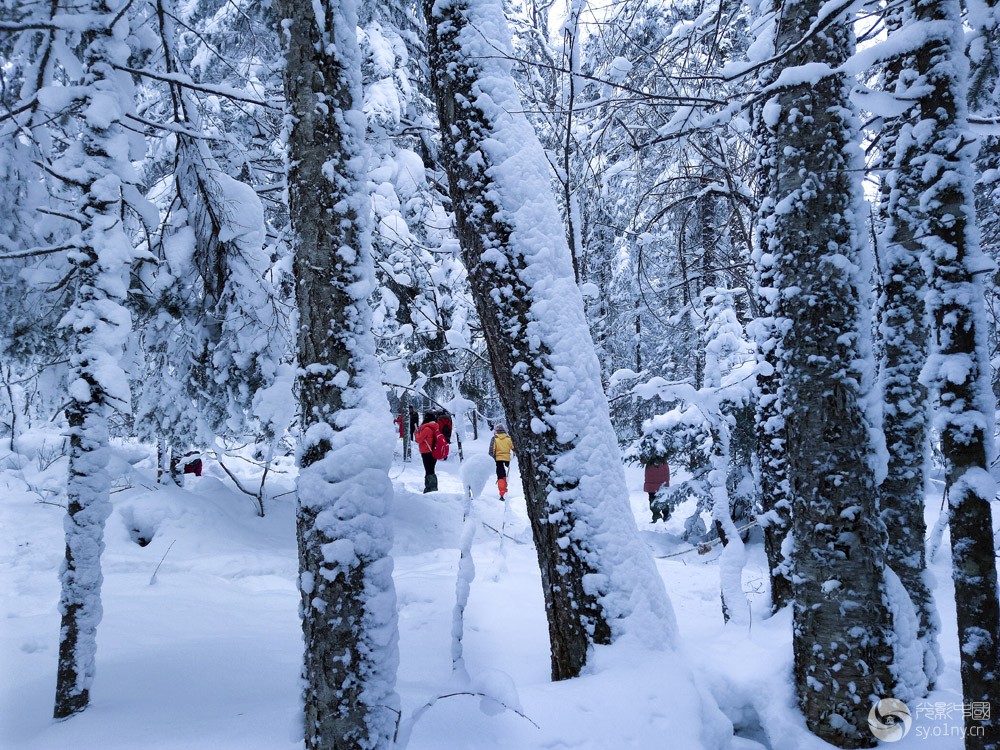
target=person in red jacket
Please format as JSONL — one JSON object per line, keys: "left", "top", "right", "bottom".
{"left": 414, "top": 414, "right": 442, "bottom": 493}
{"left": 643, "top": 460, "right": 670, "bottom": 522}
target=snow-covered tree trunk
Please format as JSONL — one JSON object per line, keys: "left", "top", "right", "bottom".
{"left": 423, "top": 0, "right": 675, "bottom": 680}
{"left": 752, "top": 321, "right": 792, "bottom": 613}
{"left": 899, "top": 0, "right": 1000, "bottom": 742}
{"left": 969, "top": 0, "right": 1000, "bottom": 403}
{"left": 876, "top": 1, "right": 942, "bottom": 695}
{"left": 278, "top": 0, "right": 400, "bottom": 746}
{"left": 53, "top": 1, "right": 141, "bottom": 719}
{"left": 751, "top": 237, "right": 792, "bottom": 613}
{"left": 760, "top": 0, "right": 897, "bottom": 742}
{"left": 969, "top": 0, "right": 1000, "bottom": 241}
{"left": 750, "top": 20, "right": 793, "bottom": 612}
{"left": 708, "top": 422, "right": 748, "bottom": 626}
{"left": 701, "top": 288, "right": 750, "bottom": 626}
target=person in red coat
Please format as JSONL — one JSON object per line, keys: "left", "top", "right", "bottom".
{"left": 182, "top": 451, "right": 203, "bottom": 478}
{"left": 414, "top": 414, "right": 442, "bottom": 493}
{"left": 643, "top": 460, "right": 670, "bottom": 522}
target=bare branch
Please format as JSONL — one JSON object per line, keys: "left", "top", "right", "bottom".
{"left": 111, "top": 65, "right": 281, "bottom": 110}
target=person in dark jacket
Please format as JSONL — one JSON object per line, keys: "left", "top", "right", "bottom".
{"left": 414, "top": 414, "right": 442, "bottom": 492}
{"left": 437, "top": 413, "right": 453, "bottom": 443}
{"left": 643, "top": 460, "right": 670, "bottom": 522}
{"left": 408, "top": 406, "right": 419, "bottom": 439}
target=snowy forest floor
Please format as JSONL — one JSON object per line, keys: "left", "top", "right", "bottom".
{"left": 0, "top": 434, "right": 986, "bottom": 749}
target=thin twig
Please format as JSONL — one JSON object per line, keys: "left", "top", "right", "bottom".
{"left": 149, "top": 539, "right": 176, "bottom": 585}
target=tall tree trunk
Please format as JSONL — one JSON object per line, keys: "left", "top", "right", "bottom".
{"left": 750, "top": 0, "right": 792, "bottom": 616}
{"left": 760, "top": 0, "right": 897, "bottom": 742}
{"left": 753, "top": 324, "right": 792, "bottom": 613}
{"left": 423, "top": 0, "right": 674, "bottom": 681}
{"left": 876, "top": 2, "right": 942, "bottom": 697}
{"left": 53, "top": 0, "right": 140, "bottom": 719}
{"left": 899, "top": 0, "right": 1000, "bottom": 743}
{"left": 970, "top": 0, "right": 1000, "bottom": 402}
{"left": 278, "top": 0, "right": 400, "bottom": 747}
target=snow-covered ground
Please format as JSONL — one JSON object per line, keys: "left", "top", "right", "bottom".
{"left": 0, "top": 435, "right": 978, "bottom": 749}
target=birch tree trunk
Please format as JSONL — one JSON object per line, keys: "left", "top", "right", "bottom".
{"left": 422, "top": 0, "right": 675, "bottom": 681}
{"left": 760, "top": 0, "right": 897, "bottom": 742}
{"left": 278, "top": 0, "right": 400, "bottom": 746}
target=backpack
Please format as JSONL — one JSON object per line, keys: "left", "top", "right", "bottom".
{"left": 432, "top": 433, "right": 449, "bottom": 460}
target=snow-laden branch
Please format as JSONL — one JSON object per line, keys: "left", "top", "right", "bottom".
{"left": 0, "top": 243, "right": 75, "bottom": 260}
{"left": 111, "top": 65, "right": 281, "bottom": 110}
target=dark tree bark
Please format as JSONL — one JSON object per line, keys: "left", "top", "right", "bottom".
{"left": 750, "top": 7, "right": 792, "bottom": 614}
{"left": 875, "top": 3, "right": 942, "bottom": 696}
{"left": 754, "top": 329, "right": 792, "bottom": 613}
{"left": 760, "top": 0, "right": 897, "bottom": 743}
{"left": 278, "top": 0, "right": 400, "bottom": 747}
{"left": 895, "top": 0, "right": 1000, "bottom": 742}
{"left": 423, "top": 0, "right": 672, "bottom": 681}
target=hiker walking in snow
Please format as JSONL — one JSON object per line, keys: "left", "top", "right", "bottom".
{"left": 415, "top": 413, "right": 445, "bottom": 493}
{"left": 643, "top": 459, "right": 670, "bottom": 522}
{"left": 488, "top": 423, "right": 514, "bottom": 500}
{"left": 409, "top": 406, "right": 419, "bottom": 439}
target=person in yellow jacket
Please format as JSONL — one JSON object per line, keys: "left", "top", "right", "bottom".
{"left": 488, "top": 423, "right": 514, "bottom": 500}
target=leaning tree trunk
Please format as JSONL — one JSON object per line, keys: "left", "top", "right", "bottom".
{"left": 53, "top": 1, "right": 141, "bottom": 719}
{"left": 278, "top": 0, "right": 400, "bottom": 747}
{"left": 875, "top": 1, "right": 942, "bottom": 697}
{"left": 760, "top": 0, "right": 897, "bottom": 743}
{"left": 423, "top": 0, "right": 675, "bottom": 681}
{"left": 898, "top": 0, "right": 1000, "bottom": 743}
